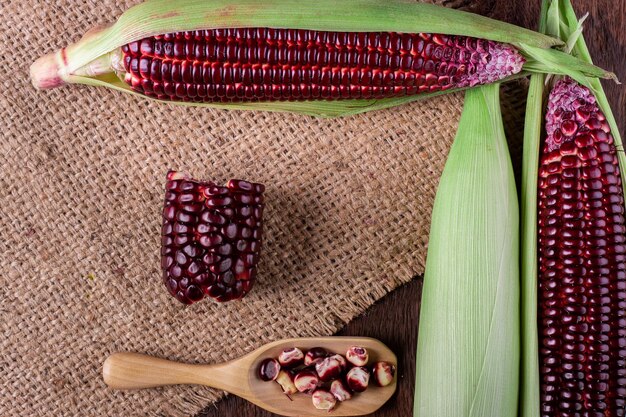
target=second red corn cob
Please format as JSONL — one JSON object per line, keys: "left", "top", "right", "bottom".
{"left": 538, "top": 77, "right": 626, "bottom": 416}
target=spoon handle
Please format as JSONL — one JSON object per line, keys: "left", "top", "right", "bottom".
{"left": 103, "top": 352, "right": 240, "bottom": 393}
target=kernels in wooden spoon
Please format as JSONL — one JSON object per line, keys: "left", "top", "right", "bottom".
{"left": 259, "top": 346, "right": 395, "bottom": 410}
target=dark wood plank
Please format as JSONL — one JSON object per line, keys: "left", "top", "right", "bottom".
{"left": 197, "top": 1, "right": 625, "bottom": 416}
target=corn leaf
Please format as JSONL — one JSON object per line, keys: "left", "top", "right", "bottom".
{"left": 520, "top": 3, "right": 549, "bottom": 416}
{"left": 519, "top": 73, "right": 546, "bottom": 417}
{"left": 520, "top": 74, "right": 544, "bottom": 417}
{"left": 413, "top": 83, "right": 519, "bottom": 417}
{"left": 517, "top": 43, "right": 615, "bottom": 90}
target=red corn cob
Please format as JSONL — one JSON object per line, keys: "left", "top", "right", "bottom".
{"left": 161, "top": 171, "right": 264, "bottom": 304}
{"left": 119, "top": 28, "right": 524, "bottom": 102}
{"left": 538, "top": 77, "right": 626, "bottom": 416}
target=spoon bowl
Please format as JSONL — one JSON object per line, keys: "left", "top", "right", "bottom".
{"left": 103, "top": 336, "right": 397, "bottom": 416}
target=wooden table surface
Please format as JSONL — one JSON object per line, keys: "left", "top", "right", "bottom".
{"left": 197, "top": 1, "right": 626, "bottom": 416}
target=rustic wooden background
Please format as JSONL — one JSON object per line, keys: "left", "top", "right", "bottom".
{"left": 197, "top": 1, "right": 626, "bottom": 416}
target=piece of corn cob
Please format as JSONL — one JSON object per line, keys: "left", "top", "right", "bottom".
{"left": 537, "top": 77, "right": 626, "bottom": 416}
{"left": 117, "top": 29, "right": 523, "bottom": 102}
{"left": 161, "top": 171, "right": 264, "bottom": 304}
{"left": 29, "top": 0, "right": 614, "bottom": 117}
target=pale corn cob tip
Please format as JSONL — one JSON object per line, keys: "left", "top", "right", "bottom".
{"left": 30, "top": 52, "right": 66, "bottom": 89}
{"left": 545, "top": 77, "right": 597, "bottom": 151}
{"left": 457, "top": 42, "right": 524, "bottom": 88}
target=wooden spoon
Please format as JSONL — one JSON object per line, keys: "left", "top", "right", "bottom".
{"left": 103, "top": 336, "right": 397, "bottom": 416}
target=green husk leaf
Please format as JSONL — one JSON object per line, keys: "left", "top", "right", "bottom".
{"left": 32, "top": 0, "right": 614, "bottom": 117}
{"left": 546, "top": 0, "right": 561, "bottom": 38}
{"left": 519, "top": 43, "right": 615, "bottom": 90}
{"left": 519, "top": 1, "right": 549, "bottom": 414}
{"left": 413, "top": 83, "right": 519, "bottom": 417}
{"left": 562, "top": 12, "right": 588, "bottom": 54}
{"left": 520, "top": 73, "right": 544, "bottom": 417}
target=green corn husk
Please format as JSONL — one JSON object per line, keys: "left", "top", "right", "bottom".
{"left": 30, "top": 0, "right": 615, "bottom": 117}
{"left": 519, "top": 2, "right": 550, "bottom": 416}
{"left": 520, "top": 2, "right": 626, "bottom": 417}
{"left": 413, "top": 83, "right": 519, "bottom": 417}
{"left": 519, "top": 44, "right": 546, "bottom": 417}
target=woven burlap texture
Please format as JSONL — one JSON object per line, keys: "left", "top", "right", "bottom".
{"left": 0, "top": 0, "right": 526, "bottom": 416}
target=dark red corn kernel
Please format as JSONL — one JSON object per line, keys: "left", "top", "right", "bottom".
{"left": 346, "top": 366, "right": 370, "bottom": 393}
{"left": 371, "top": 362, "right": 396, "bottom": 387}
{"left": 330, "top": 379, "right": 353, "bottom": 402}
{"left": 304, "top": 347, "right": 328, "bottom": 366}
{"left": 312, "top": 389, "right": 336, "bottom": 411}
{"left": 294, "top": 369, "right": 320, "bottom": 394}
{"left": 538, "top": 78, "right": 626, "bottom": 416}
{"left": 258, "top": 358, "right": 281, "bottom": 382}
{"left": 328, "top": 354, "right": 348, "bottom": 371}
{"left": 119, "top": 28, "right": 524, "bottom": 102}
{"left": 278, "top": 348, "right": 305, "bottom": 368}
{"left": 316, "top": 355, "right": 345, "bottom": 382}
{"left": 161, "top": 170, "right": 264, "bottom": 304}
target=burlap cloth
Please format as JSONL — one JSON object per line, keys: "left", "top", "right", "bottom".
{"left": 0, "top": 0, "right": 525, "bottom": 415}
